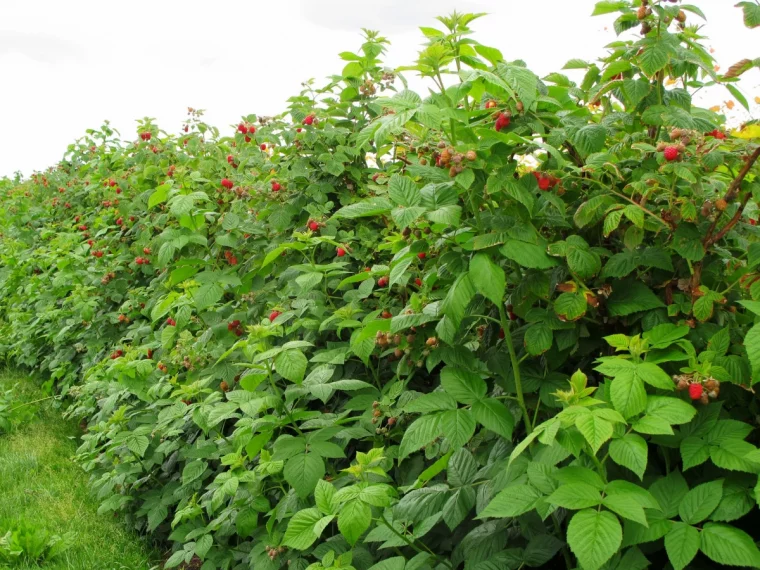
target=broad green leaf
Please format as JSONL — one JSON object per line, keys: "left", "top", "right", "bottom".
{"left": 284, "top": 453, "right": 325, "bottom": 498}
{"left": 678, "top": 480, "right": 723, "bottom": 524}
{"left": 439, "top": 409, "right": 476, "bottom": 450}
{"left": 399, "top": 413, "right": 442, "bottom": 459}
{"left": 602, "top": 494, "right": 648, "bottom": 526}
{"left": 480, "top": 484, "right": 542, "bottom": 518}
{"left": 576, "top": 413, "right": 613, "bottom": 454}
{"left": 284, "top": 508, "right": 323, "bottom": 550}
{"left": 440, "top": 366, "right": 487, "bottom": 404}
{"left": 700, "top": 523, "right": 760, "bottom": 567}
{"left": 609, "top": 434, "right": 648, "bottom": 480}
{"left": 664, "top": 522, "right": 700, "bottom": 570}
{"left": 275, "top": 349, "right": 308, "bottom": 384}
{"left": 338, "top": 500, "right": 372, "bottom": 545}
{"left": 469, "top": 254, "right": 505, "bottom": 305}
{"left": 388, "top": 174, "right": 421, "bottom": 207}
{"left": 471, "top": 399, "right": 514, "bottom": 439}
{"left": 567, "top": 509, "right": 622, "bottom": 570}
{"left": 546, "top": 483, "right": 602, "bottom": 509}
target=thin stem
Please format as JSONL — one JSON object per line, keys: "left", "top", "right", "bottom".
{"left": 377, "top": 514, "right": 452, "bottom": 569}
{"left": 7, "top": 394, "right": 59, "bottom": 413}
{"left": 498, "top": 304, "right": 531, "bottom": 433}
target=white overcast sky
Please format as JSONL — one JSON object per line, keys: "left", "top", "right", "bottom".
{"left": 1, "top": 0, "right": 757, "bottom": 178}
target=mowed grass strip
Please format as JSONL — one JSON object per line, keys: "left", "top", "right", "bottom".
{"left": 0, "top": 370, "right": 159, "bottom": 569}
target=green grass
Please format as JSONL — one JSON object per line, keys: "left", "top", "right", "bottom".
{"left": 0, "top": 370, "right": 160, "bottom": 569}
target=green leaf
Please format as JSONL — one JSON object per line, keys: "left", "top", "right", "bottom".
{"left": 567, "top": 509, "right": 622, "bottom": 570}
{"left": 609, "top": 371, "right": 647, "bottom": 418}
{"left": 680, "top": 436, "right": 710, "bottom": 470}
{"left": 284, "top": 454, "right": 325, "bottom": 498}
{"left": 501, "top": 239, "right": 558, "bottom": 269}
{"left": 439, "top": 409, "right": 476, "bottom": 450}
{"left": 700, "top": 523, "right": 760, "bottom": 567}
{"left": 182, "top": 460, "right": 208, "bottom": 485}
{"left": 471, "top": 399, "right": 515, "bottom": 439}
{"left": 546, "top": 483, "right": 603, "bottom": 509}
{"left": 645, "top": 396, "right": 695, "bottom": 424}
{"left": 576, "top": 413, "right": 613, "bottom": 454}
{"left": 480, "top": 484, "right": 542, "bottom": 518}
{"left": 524, "top": 323, "right": 553, "bottom": 355}
{"left": 338, "top": 500, "right": 372, "bottom": 546}
{"left": 736, "top": 1, "right": 760, "bottom": 28}
{"left": 333, "top": 197, "right": 392, "bottom": 219}
{"left": 554, "top": 292, "right": 588, "bottom": 321}
{"left": 284, "top": 508, "right": 323, "bottom": 550}
{"left": 275, "top": 350, "right": 308, "bottom": 384}
{"left": 388, "top": 174, "right": 421, "bottom": 207}
{"left": 441, "top": 273, "right": 476, "bottom": 330}
{"left": 403, "top": 392, "right": 457, "bottom": 413}
{"left": 469, "top": 254, "right": 505, "bottom": 305}
{"left": 602, "top": 494, "right": 648, "bottom": 526}
{"left": 399, "top": 413, "right": 442, "bottom": 459}
{"left": 591, "top": 1, "right": 628, "bottom": 15}
{"left": 609, "top": 434, "right": 648, "bottom": 480}
{"left": 649, "top": 471, "right": 688, "bottom": 519}
{"left": 664, "top": 522, "right": 700, "bottom": 570}
{"left": 447, "top": 448, "right": 478, "bottom": 487}
{"left": 636, "top": 363, "right": 674, "bottom": 390}
{"left": 148, "top": 183, "right": 171, "bottom": 208}
{"left": 193, "top": 282, "right": 223, "bottom": 311}
{"left": 638, "top": 41, "right": 672, "bottom": 77}
{"left": 315, "top": 479, "right": 337, "bottom": 515}
{"left": 440, "top": 366, "right": 487, "bottom": 404}
{"left": 679, "top": 480, "right": 723, "bottom": 525}
{"left": 744, "top": 322, "right": 760, "bottom": 385}
{"left": 606, "top": 281, "right": 664, "bottom": 316}
{"left": 572, "top": 125, "right": 607, "bottom": 156}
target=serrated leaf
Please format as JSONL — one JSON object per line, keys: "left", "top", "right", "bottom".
{"left": 480, "top": 484, "right": 542, "bottom": 518}
{"left": 472, "top": 398, "right": 514, "bottom": 439}
{"left": 700, "top": 522, "right": 760, "bottom": 567}
{"left": 469, "top": 254, "right": 505, "bottom": 305}
{"left": 609, "top": 434, "right": 648, "bottom": 480}
{"left": 567, "top": 509, "right": 622, "bottom": 570}
{"left": 284, "top": 453, "right": 325, "bottom": 498}
{"left": 679, "top": 480, "right": 723, "bottom": 524}
{"left": 664, "top": 522, "right": 700, "bottom": 570}
{"left": 338, "top": 500, "right": 371, "bottom": 545}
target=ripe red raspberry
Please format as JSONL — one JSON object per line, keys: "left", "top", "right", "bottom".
{"left": 237, "top": 123, "right": 247, "bottom": 134}
{"left": 87, "top": 240, "right": 94, "bottom": 246}
{"left": 269, "top": 310, "right": 281, "bottom": 322}
{"left": 415, "top": 278, "right": 422, "bottom": 287}
{"left": 244, "top": 135, "right": 251, "bottom": 143}
{"left": 221, "top": 178, "right": 234, "bottom": 190}
{"left": 303, "top": 114, "right": 315, "bottom": 126}
{"left": 689, "top": 382, "right": 704, "bottom": 400}
{"left": 166, "top": 317, "right": 176, "bottom": 326}
{"left": 495, "top": 112, "right": 511, "bottom": 132}
{"left": 308, "top": 221, "right": 319, "bottom": 231}
{"left": 92, "top": 250, "right": 103, "bottom": 258}
{"left": 116, "top": 217, "right": 123, "bottom": 226}
{"left": 260, "top": 143, "right": 267, "bottom": 150}
{"left": 417, "top": 252, "right": 426, "bottom": 259}
{"left": 135, "top": 257, "right": 143, "bottom": 265}
{"left": 271, "top": 181, "right": 281, "bottom": 192}
{"left": 227, "top": 155, "right": 234, "bottom": 163}
{"left": 663, "top": 146, "right": 679, "bottom": 161}
{"left": 377, "top": 276, "right": 389, "bottom": 287}
{"left": 750, "top": 219, "right": 757, "bottom": 226}
{"left": 247, "top": 125, "right": 256, "bottom": 134}
{"left": 538, "top": 175, "right": 551, "bottom": 191}
{"left": 336, "top": 247, "right": 346, "bottom": 257}
{"left": 78, "top": 224, "right": 87, "bottom": 231}
{"left": 296, "top": 128, "right": 302, "bottom": 133}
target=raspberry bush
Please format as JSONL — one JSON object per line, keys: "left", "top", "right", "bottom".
{"left": 2, "top": 2, "right": 760, "bottom": 569}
